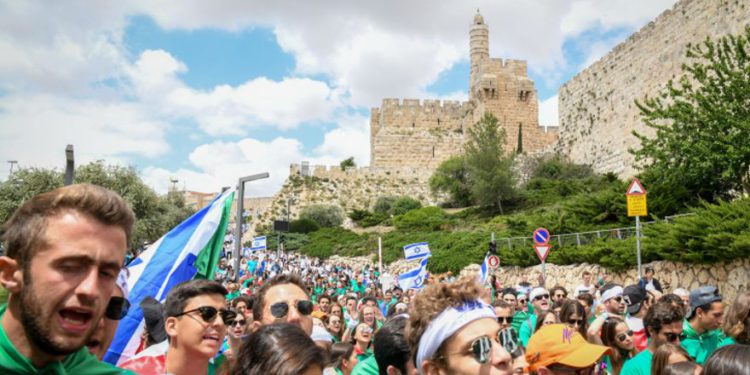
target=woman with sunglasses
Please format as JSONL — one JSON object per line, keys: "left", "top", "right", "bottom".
{"left": 351, "top": 322, "right": 375, "bottom": 362}
{"left": 407, "top": 276, "right": 513, "bottom": 375}
{"left": 220, "top": 308, "right": 248, "bottom": 361}
{"left": 534, "top": 311, "right": 560, "bottom": 332}
{"left": 325, "top": 313, "right": 345, "bottom": 343}
{"left": 599, "top": 316, "right": 637, "bottom": 374}
{"left": 560, "top": 299, "right": 589, "bottom": 338}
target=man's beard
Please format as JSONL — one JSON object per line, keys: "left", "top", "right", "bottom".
{"left": 19, "top": 271, "right": 87, "bottom": 357}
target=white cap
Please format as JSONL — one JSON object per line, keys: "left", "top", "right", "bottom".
{"left": 529, "top": 287, "right": 548, "bottom": 301}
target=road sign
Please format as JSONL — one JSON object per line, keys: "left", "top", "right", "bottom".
{"left": 487, "top": 255, "right": 500, "bottom": 269}
{"left": 534, "top": 244, "right": 551, "bottom": 262}
{"left": 627, "top": 195, "right": 648, "bottom": 216}
{"left": 626, "top": 178, "right": 646, "bottom": 196}
{"left": 533, "top": 228, "right": 551, "bottom": 245}
{"left": 626, "top": 178, "right": 648, "bottom": 217}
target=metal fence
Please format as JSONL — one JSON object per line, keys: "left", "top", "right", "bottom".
{"left": 491, "top": 212, "right": 696, "bottom": 251}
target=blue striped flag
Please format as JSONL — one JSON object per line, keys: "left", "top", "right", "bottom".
{"left": 104, "top": 188, "right": 235, "bottom": 365}
{"left": 403, "top": 242, "right": 431, "bottom": 261}
{"left": 480, "top": 253, "right": 490, "bottom": 284}
{"left": 398, "top": 257, "right": 429, "bottom": 290}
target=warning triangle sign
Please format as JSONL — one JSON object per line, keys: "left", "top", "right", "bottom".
{"left": 626, "top": 178, "right": 646, "bottom": 196}
{"left": 534, "top": 244, "right": 551, "bottom": 262}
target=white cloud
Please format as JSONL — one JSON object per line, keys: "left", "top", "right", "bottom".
{"left": 313, "top": 113, "right": 371, "bottom": 166}
{"left": 561, "top": 0, "right": 677, "bottom": 36}
{"left": 538, "top": 95, "right": 559, "bottom": 127}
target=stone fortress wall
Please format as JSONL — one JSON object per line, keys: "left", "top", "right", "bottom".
{"left": 557, "top": 0, "right": 750, "bottom": 177}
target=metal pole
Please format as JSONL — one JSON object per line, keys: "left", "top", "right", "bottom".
{"left": 636, "top": 216, "right": 642, "bottom": 279}
{"left": 378, "top": 237, "right": 383, "bottom": 276}
{"left": 64, "top": 145, "right": 74, "bottom": 185}
{"left": 542, "top": 260, "right": 546, "bottom": 283}
{"left": 234, "top": 172, "right": 270, "bottom": 281}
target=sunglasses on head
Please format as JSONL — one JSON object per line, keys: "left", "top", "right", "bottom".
{"left": 534, "top": 294, "right": 550, "bottom": 301}
{"left": 105, "top": 296, "right": 130, "bottom": 320}
{"left": 176, "top": 306, "right": 236, "bottom": 324}
{"left": 617, "top": 330, "right": 634, "bottom": 342}
{"left": 270, "top": 300, "right": 314, "bottom": 319}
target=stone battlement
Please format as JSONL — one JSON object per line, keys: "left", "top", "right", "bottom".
{"left": 289, "top": 163, "right": 433, "bottom": 180}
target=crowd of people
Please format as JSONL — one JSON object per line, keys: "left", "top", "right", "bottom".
{"left": 0, "top": 184, "right": 749, "bottom": 375}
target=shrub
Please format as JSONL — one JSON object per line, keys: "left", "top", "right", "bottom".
{"left": 290, "top": 218, "right": 320, "bottom": 234}
{"left": 373, "top": 196, "right": 398, "bottom": 214}
{"left": 300, "top": 204, "right": 344, "bottom": 227}
{"left": 389, "top": 196, "right": 422, "bottom": 216}
{"left": 393, "top": 206, "right": 450, "bottom": 231}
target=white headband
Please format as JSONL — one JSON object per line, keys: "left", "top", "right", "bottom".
{"left": 116, "top": 268, "right": 129, "bottom": 299}
{"left": 601, "top": 286, "right": 623, "bottom": 303}
{"left": 416, "top": 300, "right": 496, "bottom": 370}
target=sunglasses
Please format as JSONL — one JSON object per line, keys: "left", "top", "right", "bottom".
{"left": 497, "top": 328, "right": 522, "bottom": 359}
{"left": 358, "top": 326, "right": 373, "bottom": 334}
{"left": 176, "top": 306, "right": 236, "bottom": 324}
{"left": 616, "top": 330, "right": 634, "bottom": 342}
{"left": 664, "top": 332, "right": 681, "bottom": 343}
{"left": 534, "top": 294, "right": 550, "bottom": 301}
{"left": 497, "top": 316, "right": 513, "bottom": 324}
{"left": 567, "top": 318, "right": 584, "bottom": 327}
{"left": 518, "top": 299, "right": 528, "bottom": 304}
{"left": 105, "top": 296, "right": 130, "bottom": 320}
{"left": 438, "top": 335, "right": 494, "bottom": 364}
{"left": 270, "top": 300, "right": 314, "bottom": 318}
{"left": 229, "top": 318, "right": 247, "bottom": 327}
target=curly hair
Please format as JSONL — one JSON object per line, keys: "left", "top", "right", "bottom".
{"left": 406, "top": 276, "right": 488, "bottom": 366}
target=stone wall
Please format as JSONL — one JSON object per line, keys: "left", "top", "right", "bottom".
{"left": 557, "top": 0, "right": 750, "bottom": 178}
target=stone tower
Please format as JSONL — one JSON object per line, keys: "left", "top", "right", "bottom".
{"left": 469, "top": 9, "right": 489, "bottom": 99}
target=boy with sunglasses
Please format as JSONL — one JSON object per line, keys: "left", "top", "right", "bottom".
{"left": 251, "top": 273, "right": 314, "bottom": 335}
{"left": 519, "top": 287, "right": 552, "bottom": 348}
{"left": 620, "top": 301, "right": 684, "bottom": 375}
{"left": 121, "top": 279, "right": 233, "bottom": 375}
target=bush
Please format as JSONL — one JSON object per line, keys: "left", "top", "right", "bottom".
{"left": 393, "top": 206, "right": 450, "bottom": 231}
{"left": 373, "top": 196, "right": 397, "bottom": 214}
{"left": 301, "top": 228, "right": 367, "bottom": 259}
{"left": 290, "top": 218, "right": 320, "bottom": 234}
{"left": 300, "top": 204, "right": 344, "bottom": 227}
{"left": 389, "top": 196, "right": 422, "bottom": 216}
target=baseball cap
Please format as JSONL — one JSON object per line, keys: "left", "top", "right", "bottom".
{"left": 623, "top": 285, "right": 646, "bottom": 315}
{"left": 140, "top": 297, "right": 167, "bottom": 343}
{"left": 688, "top": 285, "right": 722, "bottom": 317}
{"left": 526, "top": 324, "right": 611, "bottom": 372}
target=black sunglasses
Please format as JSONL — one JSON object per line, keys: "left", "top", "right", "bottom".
{"left": 270, "top": 300, "right": 314, "bottom": 318}
{"left": 567, "top": 318, "right": 584, "bottom": 327}
{"left": 105, "top": 296, "right": 130, "bottom": 320}
{"left": 228, "top": 318, "right": 247, "bottom": 327}
{"left": 664, "top": 332, "right": 681, "bottom": 343}
{"left": 534, "top": 294, "right": 550, "bottom": 301}
{"left": 497, "top": 316, "right": 513, "bottom": 324}
{"left": 617, "top": 330, "right": 634, "bottom": 342}
{"left": 176, "top": 306, "right": 236, "bottom": 324}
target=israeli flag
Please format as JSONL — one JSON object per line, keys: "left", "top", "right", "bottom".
{"left": 398, "top": 257, "right": 429, "bottom": 290}
{"left": 104, "top": 189, "right": 235, "bottom": 365}
{"left": 250, "top": 236, "right": 267, "bottom": 251}
{"left": 480, "top": 253, "right": 490, "bottom": 284}
{"left": 403, "top": 242, "right": 431, "bottom": 261}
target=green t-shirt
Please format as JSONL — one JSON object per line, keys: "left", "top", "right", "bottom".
{"left": 0, "top": 304, "right": 135, "bottom": 375}
{"left": 351, "top": 354, "right": 378, "bottom": 375}
{"left": 718, "top": 336, "right": 736, "bottom": 348}
{"left": 680, "top": 320, "right": 723, "bottom": 365}
{"left": 356, "top": 347, "right": 374, "bottom": 363}
{"left": 518, "top": 314, "right": 538, "bottom": 348}
{"left": 620, "top": 349, "right": 652, "bottom": 375}
{"left": 511, "top": 310, "right": 529, "bottom": 334}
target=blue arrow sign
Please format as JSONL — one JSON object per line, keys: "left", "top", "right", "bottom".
{"left": 533, "top": 228, "right": 550, "bottom": 245}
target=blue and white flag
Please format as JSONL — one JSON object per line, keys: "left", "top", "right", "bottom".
{"left": 480, "top": 253, "right": 490, "bottom": 284}
{"left": 250, "top": 235, "right": 267, "bottom": 251}
{"left": 398, "top": 257, "right": 429, "bottom": 290}
{"left": 104, "top": 188, "right": 235, "bottom": 365}
{"left": 403, "top": 242, "right": 431, "bottom": 261}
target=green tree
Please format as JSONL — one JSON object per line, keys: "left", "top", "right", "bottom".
{"left": 290, "top": 218, "right": 321, "bottom": 233}
{"left": 299, "top": 204, "right": 344, "bottom": 227}
{"left": 464, "top": 112, "right": 516, "bottom": 213}
{"left": 373, "top": 196, "right": 397, "bottom": 214}
{"left": 340, "top": 157, "right": 356, "bottom": 171}
{"left": 429, "top": 156, "right": 473, "bottom": 207}
{"left": 632, "top": 27, "right": 750, "bottom": 207}
{"left": 0, "top": 162, "right": 195, "bottom": 248}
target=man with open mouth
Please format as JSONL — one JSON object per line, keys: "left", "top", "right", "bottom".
{"left": 0, "top": 184, "right": 135, "bottom": 374}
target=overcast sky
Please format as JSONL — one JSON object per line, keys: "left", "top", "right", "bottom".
{"left": 0, "top": 0, "right": 677, "bottom": 197}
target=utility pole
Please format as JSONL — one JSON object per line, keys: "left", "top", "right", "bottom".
{"left": 7, "top": 160, "right": 18, "bottom": 176}
{"left": 234, "top": 172, "right": 270, "bottom": 281}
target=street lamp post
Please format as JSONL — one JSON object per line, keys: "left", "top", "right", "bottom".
{"left": 64, "top": 145, "right": 74, "bottom": 185}
{"left": 234, "top": 172, "right": 269, "bottom": 281}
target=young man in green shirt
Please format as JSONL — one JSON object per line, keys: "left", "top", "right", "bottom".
{"left": 681, "top": 285, "right": 724, "bottom": 364}
{"left": 519, "top": 287, "right": 551, "bottom": 347}
{"left": 0, "top": 184, "right": 135, "bottom": 374}
{"left": 621, "top": 301, "right": 685, "bottom": 375}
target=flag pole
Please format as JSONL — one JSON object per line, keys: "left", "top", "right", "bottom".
{"left": 378, "top": 236, "right": 383, "bottom": 276}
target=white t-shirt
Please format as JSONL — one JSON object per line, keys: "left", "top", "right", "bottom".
{"left": 574, "top": 284, "right": 594, "bottom": 297}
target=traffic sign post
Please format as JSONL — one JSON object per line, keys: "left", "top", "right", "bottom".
{"left": 533, "top": 228, "right": 552, "bottom": 280}
{"left": 487, "top": 255, "right": 500, "bottom": 269}
{"left": 626, "top": 178, "right": 648, "bottom": 279}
